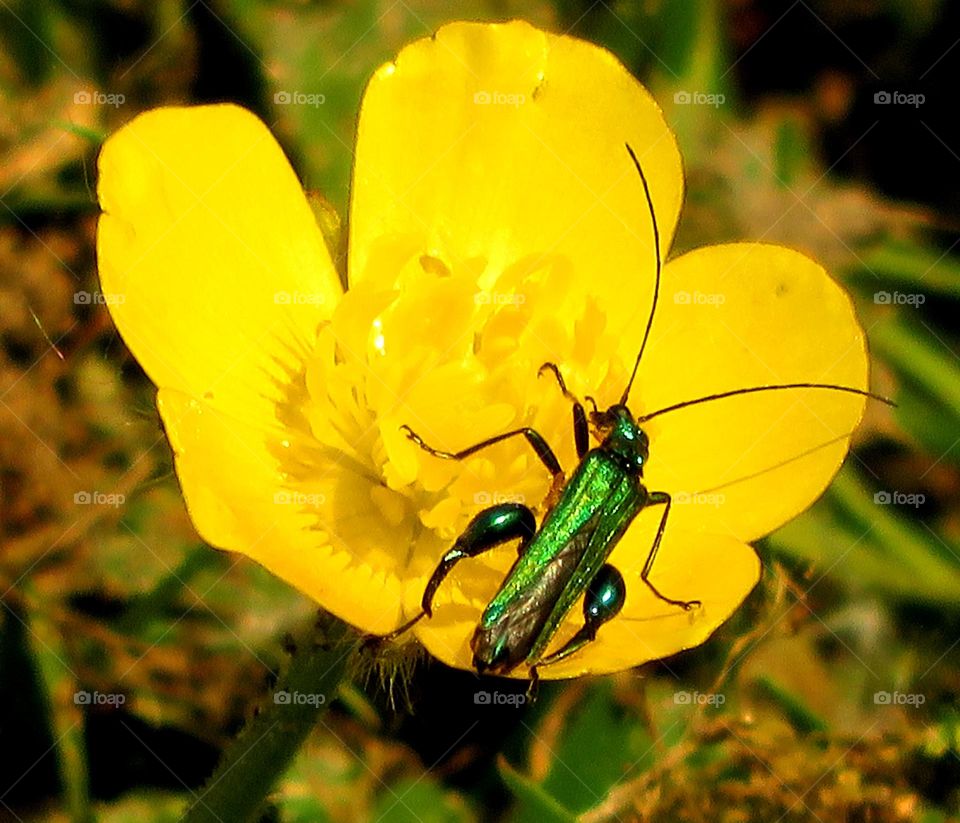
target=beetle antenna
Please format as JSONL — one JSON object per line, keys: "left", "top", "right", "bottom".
{"left": 620, "top": 143, "right": 661, "bottom": 406}
{"left": 638, "top": 383, "right": 895, "bottom": 423}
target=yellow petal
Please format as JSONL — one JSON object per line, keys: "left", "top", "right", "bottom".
{"left": 157, "top": 389, "right": 408, "bottom": 633}
{"left": 97, "top": 104, "right": 342, "bottom": 426}
{"left": 566, "top": 527, "right": 761, "bottom": 678}
{"left": 412, "top": 513, "right": 761, "bottom": 679}
{"left": 630, "top": 243, "right": 868, "bottom": 541}
{"left": 96, "top": 105, "right": 382, "bottom": 625}
{"left": 349, "top": 20, "right": 682, "bottom": 337}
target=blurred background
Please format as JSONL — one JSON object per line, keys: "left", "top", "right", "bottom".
{"left": 2, "top": 0, "right": 959, "bottom": 820}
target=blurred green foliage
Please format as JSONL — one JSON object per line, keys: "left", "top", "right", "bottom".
{"left": 2, "top": 0, "right": 959, "bottom": 821}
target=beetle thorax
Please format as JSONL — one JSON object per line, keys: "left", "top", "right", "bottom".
{"left": 596, "top": 405, "right": 649, "bottom": 476}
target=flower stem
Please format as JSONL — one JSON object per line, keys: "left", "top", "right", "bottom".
{"left": 182, "top": 613, "right": 353, "bottom": 823}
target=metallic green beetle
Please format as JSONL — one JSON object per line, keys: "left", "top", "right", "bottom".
{"left": 368, "top": 145, "right": 880, "bottom": 685}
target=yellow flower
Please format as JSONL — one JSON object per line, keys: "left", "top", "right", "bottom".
{"left": 97, "top": 21, "right": 867, "bottom": 679}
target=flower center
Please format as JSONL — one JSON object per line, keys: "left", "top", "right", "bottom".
{"left": 284, "top": 249, "right": 630, "bottom": 599}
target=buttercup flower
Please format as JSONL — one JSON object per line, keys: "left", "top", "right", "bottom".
{"left": 97, "top": 21, "right": 867, "bottom": 678}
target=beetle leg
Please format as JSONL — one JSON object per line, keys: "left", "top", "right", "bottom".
{"left": 402, "top": 424, "right": 563, "bottom": 480}
{"left": 361, "top": 503, "right": 537, "bottom": 649}
{"left": 642, "top": 492, "right": 701, "bottom": 610}
{"left": 539, "top": 361, "right": 590, "bottom": 459}
{"left": 529, "top": 563, "right": 627, "bottom": 674}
